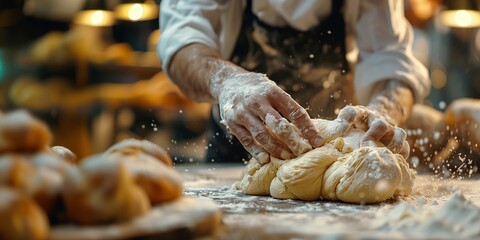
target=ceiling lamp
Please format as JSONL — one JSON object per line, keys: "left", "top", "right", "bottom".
{"left": 73, "top": 0, "right": 115, "bottom": 27}
{"left": 114, "top": 0, "right": 158, "bottom": 22}
{"left": 439, "top": 0, "right": 480, "bottom": 28}
{"left": 439, "top": 9, "right": 480, "bottom": 28}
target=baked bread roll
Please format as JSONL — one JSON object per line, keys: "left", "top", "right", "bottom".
{"left": 29, "top": 31, "right": 65, "bottom": 65}
{"left": 0, "top": 155, "right": 36, "bottom": 191}
{"left": 63, "top": 157, "right": 151, "bottom": 225}
{"left": 50, "top": 146, "right": 77, "bottom": 164}
{"left": 147, "top": 30, "right": 160, "bottom": 52}
{"left": 402, "top": 104, "right": 446, "bottom": 145}
{"left": 0, "top": 187, "right": 49, "bottom": 240}
{"left": 401, "top": 104, "right": 449, "bottom": 167}
{"left": 104, "top": 43, "right": 135, "bottom": 65}
{"left": 444, "top": 98, "right": 480, "bottom": 153}
{"left": 0, "top": 153, "right": 72, "bottom": 214}
{"left": 103, "top": 139, "right": 183, "bottom": 203}
{"left": 104, "top": 138, "right": 172, "bottom": 166}
{"left": 0, "top": 110, "right": 51, "bottom": 154}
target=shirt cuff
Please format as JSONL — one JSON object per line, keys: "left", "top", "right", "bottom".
{"left": 354, "top": 50, "right": 431, "bottom": 105}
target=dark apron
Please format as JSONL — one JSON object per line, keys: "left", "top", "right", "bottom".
{"left": 206, "top": 0, "right": 356, "bottom": 163}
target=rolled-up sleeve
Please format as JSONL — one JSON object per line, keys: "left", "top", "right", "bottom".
{"left": 158, "top": 0, "right": 224, "bottom": 73}
{"left": 353, "top": 0, "right": 431, "bottom": 104}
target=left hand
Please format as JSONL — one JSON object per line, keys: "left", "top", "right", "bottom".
{"left": 334, "top": 105, "right": 410, "bottom": 158}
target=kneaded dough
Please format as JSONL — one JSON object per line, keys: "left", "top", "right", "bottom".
{"left": 236, "top": 119, "right": 415, "bottom": 204}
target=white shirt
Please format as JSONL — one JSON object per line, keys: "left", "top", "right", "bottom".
{"left": 158, "top": 0, "right": 431, "bottom": 104}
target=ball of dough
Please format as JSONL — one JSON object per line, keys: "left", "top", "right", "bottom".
{"left": 271, "top": 146, "right": 341, "bottom": 200}
{"left": 322, "top": 147, "right": 414, "bottom": 203}
{"left": 237, "top": 118, "right": 415, "bottom": 204}
{"left": 235, "top": 157, "right": 283, "bottom": 195}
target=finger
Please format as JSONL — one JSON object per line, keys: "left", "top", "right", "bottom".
{"left": 387, "top": 127, "right": 407, "bottom": 154}
{"left": 271, "top": 91, "right": 323, "bottom": 147}
{"left": 335, "top": 106, "right": 357, "bottom": 134}
{"left": 241, "top": 95, "right": 283, "bottom": 121}
{"left": 235, "top": 113, "right": 293, "bottom": 160}
{"left": 253, "top": 104, "right": 312, "bottom": 155}
{"left": 360, "top": 119, "right": 389, "bottom": 146}
{"left": 342, "top": 106, "right": 370, "bottom": 131}
{"left": 227, "top": 123, "right": 270, "bottom": 164}
{"left": 264, "top": 114, "right": 312, "bottom": 156}
{"left": 379, "top": 127, "right": 394, "bottom": 147}
{"left": 399, "top": 141, "right": 410, "bottom": 159}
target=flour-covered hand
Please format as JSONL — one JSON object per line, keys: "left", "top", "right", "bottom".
{"left": 335, "top": 105, "right": 409, "bottom": 158}
{"left": 211, "top": 71, "right": 323, "bottom": 163}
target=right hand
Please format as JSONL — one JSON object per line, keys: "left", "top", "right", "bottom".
{"left": 211, "top": 71, "right": 324, "bottom": 164}
{"left": 333, "top": 105, "right": 410, "bottom": 159}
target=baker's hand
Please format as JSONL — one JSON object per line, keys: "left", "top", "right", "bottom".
{"left": 335, "top": 105, "right": 410, "bottom": 158}
{"left": 212, "top": 72, "right": 323, "bottom": 164}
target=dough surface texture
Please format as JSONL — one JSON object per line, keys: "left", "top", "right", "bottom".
{"left": 236, "top": 119, "right": 415, "bottom": 204}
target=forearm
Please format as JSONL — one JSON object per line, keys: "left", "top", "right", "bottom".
{"left": 367, "top": 80, "right": 415, "bottom": 125}
{"left": 167, "top": 43, "right": 246, "bottom": 103}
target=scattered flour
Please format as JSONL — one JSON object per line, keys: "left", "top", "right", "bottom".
{"left": 375, "top": 192, "right": 480, "bottom": 239}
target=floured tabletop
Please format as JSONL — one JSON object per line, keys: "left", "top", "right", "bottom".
{"left": 177, "top": 163, "right": 480, "bottom": 239}
{"left": 50, "top": 197, "right": 222, "bottom": 240}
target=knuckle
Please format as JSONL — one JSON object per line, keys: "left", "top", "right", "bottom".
{"left": 265, "top": 85, "right": 276, "bottom": 94}
{"left": 340, "top": 105, "right": 356, "bottom": 116}
{"left": 222, "top": 117, "right": 234, "bottom": 125}
{"left": 238, "top": 135, "right": 254, "bottom": 147}
{"left": 252, "top": 129, "right": 270, "bottom": 143}
{"left": 270, "top": 84, "right": 292, "bottom": 99}
{"left": 372, "top": 119, "right": 388, "bottom": 130}
{"left": 248, "top": 99, "right": 262, "bottom": 109}
{"left": 302, "top": 125, "right": 318, "bottom": 138}
{"left": 232, "top": 112, "right": 247, "bottom": 124}
{"left": 394, "top": 127, "right": 407, "bottom": 137}
{"left": 289, "top": 107, "right": 308, "bottom": 121}
{"left": 248, "top": 98, "right": 262, "bottom": 109}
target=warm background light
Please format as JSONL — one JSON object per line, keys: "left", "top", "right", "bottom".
{"left": 115, "top": 3, "right": 158, "bottom": 21}
{"left": 439, "top": 9, "right": 480, "bottom": 28}
{"left": 129, "top": 4, "right": 144, "bottom": 21}
{"left": 74, "top": 10, "right": 115, "bottom": 27}
{"left": 455, "top": 10, "right": 472, "bottom": 27}
{"left": 91, "top": 10, "right": 105, "bottom": 25}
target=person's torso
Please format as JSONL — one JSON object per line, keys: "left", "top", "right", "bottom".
{"left": 230, "top": 0, "right": 357, "bottom": 119}
{"left": 252, "top": 0, "right": 334, "bottom": 31}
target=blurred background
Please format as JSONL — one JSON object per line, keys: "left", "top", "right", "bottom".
{"left": 0, "top": 0, "right": 479, "bottom": 163}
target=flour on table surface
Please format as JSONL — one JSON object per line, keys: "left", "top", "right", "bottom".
{"left": 374, "top": 192, "right": 480, "bottom": 239}
{"left": 182, "top": 165, "right": 480, "bottom": 239}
